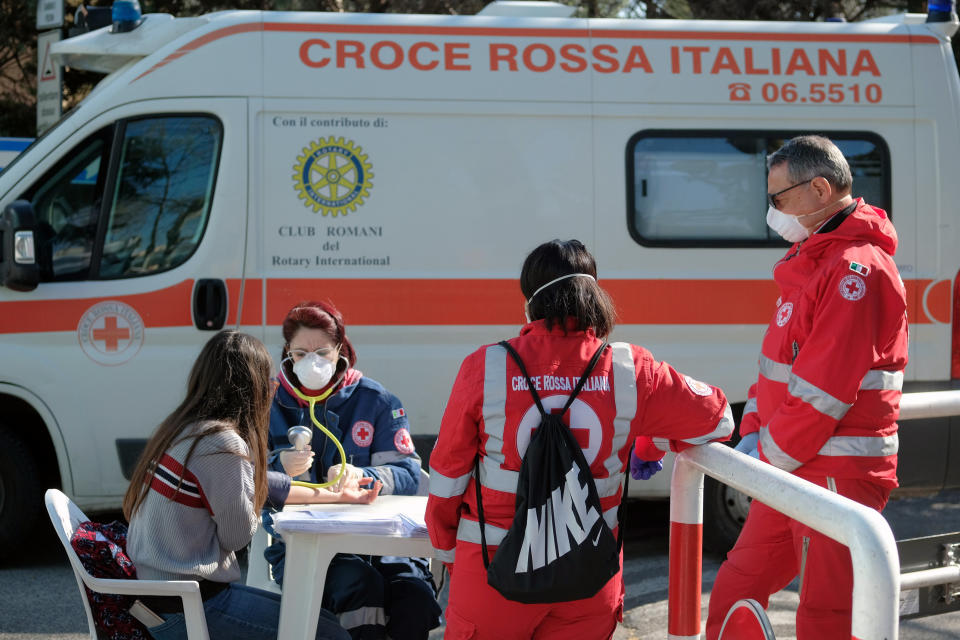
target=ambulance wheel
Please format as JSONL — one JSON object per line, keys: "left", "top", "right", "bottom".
{"left": 0, "top": 429, "right": 44, "bottom": 560}
{"left": 703, "top": 476, "right": 751, "bottom": 554}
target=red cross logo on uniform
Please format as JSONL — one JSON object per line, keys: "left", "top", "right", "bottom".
{"left": 776, "top": 302, "right": 793, "bottom": 328}
{"left": 394, "top": 428, "right": 415, "bottom": 454}
{"left": 838, "top": 275, "right": 866, "bottom": 301}
{"left": 528, "top": 407, "right": 590, "bottom": 449}
{"left": 351, "top": 421, "right": 374, "bottom": 447}
{"left": 92, "top": 316, "right": 131, "bottom": 352}
{"left": 517, "top": 397, "right": 602, "bottom": 463}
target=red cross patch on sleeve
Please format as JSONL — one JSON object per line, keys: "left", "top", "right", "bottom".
{"left": 394, "top": 428, "right": 415, "bottom": 454}
{"left": 351, "top": 421, "right": 374, "bottom": 447}
{"left": 839, "top": 274, "right": 866, "bottom": 301}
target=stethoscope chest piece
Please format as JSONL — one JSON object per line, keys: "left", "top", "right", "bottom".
{"left": 287, "top": 425, "right": 312, "bottom": 451}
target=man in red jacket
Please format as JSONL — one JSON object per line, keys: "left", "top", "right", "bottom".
{"left": 706, "top": 136, "right": 908, "bottom": 640}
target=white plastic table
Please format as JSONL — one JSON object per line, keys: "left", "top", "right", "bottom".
{"left": 274, "top": 495, "right": 435, "bottom": 640}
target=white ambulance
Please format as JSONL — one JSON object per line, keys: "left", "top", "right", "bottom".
{"left": 0, "top": 138, "right": 32, "bottom": 172}
{"left": 0, "top": 1, "right": 958, "bottom": 553}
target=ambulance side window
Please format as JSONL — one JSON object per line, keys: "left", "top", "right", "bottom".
{"left": 98, "top": 116, "right": 222, "bottom": 278}
{"left": 24, "top": 129, "right": 111, "bottom": 281}
{"left": 626, "top": 131, "right": 890, "bottom": 247}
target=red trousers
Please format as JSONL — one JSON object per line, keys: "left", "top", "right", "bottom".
{"left": 706, "top": 476, "right": 890, "bottom": 640}
{"left": 443, "top": 543, "right": 623, "bottom": 640}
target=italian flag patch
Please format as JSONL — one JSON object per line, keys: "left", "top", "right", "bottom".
{"left": 392, "top": 408, "right": 406, "bottom": 419}
{"left": 849, "top": 261, "right": 870, "bottom": 276}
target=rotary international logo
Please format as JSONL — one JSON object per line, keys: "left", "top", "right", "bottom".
{"left": 293, "top": 136, "right": 373, "bottom": 216}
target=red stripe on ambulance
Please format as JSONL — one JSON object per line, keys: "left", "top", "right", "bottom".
{"left": 0, "top": 277, "right": 944, "bottom": 334}
{"left": 0, "top": 280, "right": 194, "bottom": 334}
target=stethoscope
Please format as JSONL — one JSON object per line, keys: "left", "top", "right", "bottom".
{"left": 275, "top": 365, "right": 348, "bottom": 491}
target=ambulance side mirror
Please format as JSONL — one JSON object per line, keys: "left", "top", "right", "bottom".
{"left": 0, "top": 201, "right": 40, "bottom": 292}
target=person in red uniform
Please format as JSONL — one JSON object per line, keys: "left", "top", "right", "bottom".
{"left": 426, "top": 239, "right": 734, "bottom": 640}
{"left": 706, "top": 135, "right": 908, "bottom": 640}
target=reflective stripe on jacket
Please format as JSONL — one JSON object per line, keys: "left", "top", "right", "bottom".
{"left": 741, "top": 199, "right": 908, "bottom": 488}
{"left": 425, "top": 320, "right": 733, "bottom": 565}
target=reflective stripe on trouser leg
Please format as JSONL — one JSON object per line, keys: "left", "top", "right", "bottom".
{"left": 339, "top": 606, "right": 387, "bottom": 631}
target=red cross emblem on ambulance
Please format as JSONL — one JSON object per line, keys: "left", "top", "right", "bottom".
{"left": 93, "top": 316, "right": 131, "bottom": 351}
{"left": 77, "top": 301, "right": 145, "bottom": 365}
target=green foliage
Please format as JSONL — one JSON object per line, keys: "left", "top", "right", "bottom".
{"left": 0, "top": 0, "right": 38, "bottom": 135}
{"left": 636, "top": 0, "right": 919, "bottom": 21}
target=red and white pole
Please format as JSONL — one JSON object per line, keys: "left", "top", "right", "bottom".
{"left": 668, "top": 455, "right": 704, "bottom": 639}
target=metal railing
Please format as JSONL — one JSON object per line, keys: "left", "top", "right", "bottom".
{"left": 667, "top": 389, "right": 960, "bottom": 640}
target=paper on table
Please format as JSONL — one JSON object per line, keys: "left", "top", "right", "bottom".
{"left": 273, "top": 509, "right": 428, "bottom": 538}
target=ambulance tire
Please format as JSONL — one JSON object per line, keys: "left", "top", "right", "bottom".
{"left": 703, "top": 476, "right": 751, "bottom": 555}
{"left": 0, "top": 429, "right": 44, "bottom": 560}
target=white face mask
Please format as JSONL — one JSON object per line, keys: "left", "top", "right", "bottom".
{"left": 766, "top": 205, "right": 810, "bottom": 243}
{"left": 766, "top": 196, "right": 851, "bottom": 244}
{"left": 292, "top": 353, "right": 336, "bottom": 389}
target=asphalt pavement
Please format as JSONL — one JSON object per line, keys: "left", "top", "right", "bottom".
{"left": 3, "top": 490, "right": 960, "bottom": 639}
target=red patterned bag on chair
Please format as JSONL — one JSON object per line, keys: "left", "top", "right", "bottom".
{"left": 70, "top": 520, "right": 151, "bottom": 640}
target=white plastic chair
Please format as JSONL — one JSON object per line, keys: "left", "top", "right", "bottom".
{"left": 416, "top": 468, "right": 430, "bottom": 496}
{"left": 245, "top": 524, "right": 282, "bottom": 593}
{"left": 44, "top": 488, "right": 211, "bottom": 640}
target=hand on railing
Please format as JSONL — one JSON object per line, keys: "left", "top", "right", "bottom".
{"left": 629, "top": 450, "right": 663, "bottom": 480}
{"left": 733, "top": 432, "right": 759, "bottom": 459}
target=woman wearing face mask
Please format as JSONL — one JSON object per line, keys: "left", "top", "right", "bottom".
{"left": 426, "top": 240, "right": 734, "bottom": 640}
{"left": 263, "top": 300, "right": 441, "bottom": 640}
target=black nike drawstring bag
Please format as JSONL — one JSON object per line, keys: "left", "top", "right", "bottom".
{"left": 474, "top": 340, "right": 628, "bottom": 603}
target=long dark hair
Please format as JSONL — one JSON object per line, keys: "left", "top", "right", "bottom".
{"left": 521, "top": 239, "right": 617, "bottom": 338}
{"left": 123, "top": 330, "right": 273, "bottom": 519}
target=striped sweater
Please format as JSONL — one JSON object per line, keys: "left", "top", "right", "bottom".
{"left": 127, "top": 421, "right": 259, "bottom": 583}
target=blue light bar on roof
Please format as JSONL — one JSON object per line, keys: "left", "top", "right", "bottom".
{"left": 111, "top": 0, "right": 143, "bottom": 33}
{"left": 928, "top": 0, "right": 957, "bottom": 22}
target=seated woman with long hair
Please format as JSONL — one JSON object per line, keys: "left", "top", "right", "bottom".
{"left": 123, "top": 330, "right": 350, "bottom": 640}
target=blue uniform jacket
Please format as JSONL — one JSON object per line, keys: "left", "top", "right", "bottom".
{"left": 268, "top": 375, "right": 421, "bottom": 496}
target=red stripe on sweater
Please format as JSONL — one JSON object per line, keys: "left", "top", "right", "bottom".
{"left": 150, "top": 454, "right": 212, "bottom": 513}
{"left": 158, "top": 454, "right": 200, "bottom": 485}
{"left": 149, "top": 474, "right": 207, "bottom": 510}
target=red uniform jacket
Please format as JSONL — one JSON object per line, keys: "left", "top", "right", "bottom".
{"left": 425, "top": 320, "right": 733, "bottom": 568}
{"left": 740, "top": 199, "right": 908, "bottom": 488}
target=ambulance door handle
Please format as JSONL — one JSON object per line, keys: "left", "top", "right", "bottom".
{"left": 193, "top": 278, "right": 227, "bottom": 331}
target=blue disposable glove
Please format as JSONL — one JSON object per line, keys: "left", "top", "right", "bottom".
{"left": 734, "top": 432, "right": 759, "bottom": 455}
{"left": 630, "top": 450, "right": 663, "bottom": 480}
